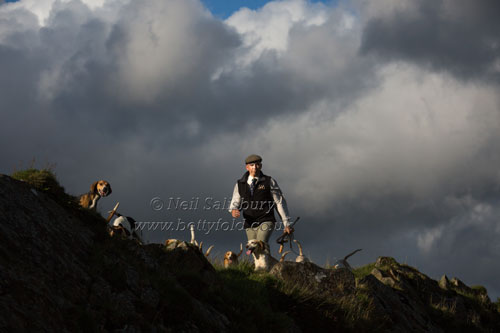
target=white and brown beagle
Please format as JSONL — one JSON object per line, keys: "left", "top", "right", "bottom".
{"left": 109, "top": 213, "right": 144, "bottom": 243}
{"left": 246, "top": 239, "right": 289, "bottom": 271}
{"left": 79, "top": 180, "right": 112, "bottom": 210}
{"left": 224, "top": 244, "right": 243, "bottom": 268}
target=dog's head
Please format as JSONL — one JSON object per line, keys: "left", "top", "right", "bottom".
{"left": 91, "top": 180, "right": 112, "bottom": 197}
{"left": 246, "top": 239, "right": 268, "bottom": 257}
{"left": 224, "top": 251, "right": 239, "bottom": 264}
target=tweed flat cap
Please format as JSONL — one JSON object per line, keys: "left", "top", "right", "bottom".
{"left": 245, "top": 154, "right": 262, "bottom": 164}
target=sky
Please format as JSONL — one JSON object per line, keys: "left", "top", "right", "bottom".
{"left": 3, "top": 0, "right": 331, "bottom": 18}
{"left": 1, "top": 0, "right": 500, "bottom": 299}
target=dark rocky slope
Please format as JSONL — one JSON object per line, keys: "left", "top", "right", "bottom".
{"left": 0, "top": 173, "right": 499, "bottom": 332}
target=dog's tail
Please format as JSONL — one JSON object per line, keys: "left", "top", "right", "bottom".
{"left": 205, "top": 245, "right": 214, "bottom": 257}
{"left": 344, "top": 249, "right": 362, "bottom": 261}
{"left": 293, "top": 239, "right": 304, "bottom": 256}
{"left": 190, "top": 224, "right": 198, "bottom": 246}
{"left": 280, "top": 251, "right": 291, "bottom": 262}
{"left": 237, "top": 243, "right": 243, "bottom": 257}
{"left": 197, "top": 241, "right": 214, "bottom": 257}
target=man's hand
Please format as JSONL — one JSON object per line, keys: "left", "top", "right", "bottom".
{"left": 284, "top": 226, "right": 294, "bottom": 234}
{"left": 231, "top": 209, "right": 240, "bottom": 218}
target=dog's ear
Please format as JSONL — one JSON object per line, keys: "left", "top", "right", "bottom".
{"left": 90, "top": 181, "right": 98, "bottom": 193}
{"left": 258, "top": 240, "right": 266, "bottom": 250}
{"left": 107, "top": 183, "right": 112, "bottom": 195}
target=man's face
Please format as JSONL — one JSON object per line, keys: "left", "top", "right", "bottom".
{"left": 246, "top": 162, "right": 262, "bottom": 177}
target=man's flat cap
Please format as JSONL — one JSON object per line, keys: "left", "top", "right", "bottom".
{"left": 245, "top": 154, "right": 262, "bottom": 164}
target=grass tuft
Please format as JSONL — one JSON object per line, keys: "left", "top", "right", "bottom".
{"left": 12, "top": 167, "right": 65, "bottom": 195}
{"left": 352, "top": 263, "right": 376, "bottom": 280}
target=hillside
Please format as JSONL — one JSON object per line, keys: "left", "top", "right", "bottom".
{"left": 0, "top": 171, "right": 499, "bottom": 332}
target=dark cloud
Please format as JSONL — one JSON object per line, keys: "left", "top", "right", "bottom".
{"left": 360, "top": 0, "right": 500, "bottom": 81}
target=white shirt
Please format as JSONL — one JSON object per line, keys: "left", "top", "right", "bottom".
{"left": 247, "top": 176, "right": 259, "bottom": 186}
{"left": 229, "top": 173, "right": 291, "bottom": 227}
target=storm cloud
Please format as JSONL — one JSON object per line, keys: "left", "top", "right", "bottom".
{"left": 360, "top": 0, "right": 500, "bottom": 81}
{"left": 1, "top": 0, "right": 500, "bottom": 298}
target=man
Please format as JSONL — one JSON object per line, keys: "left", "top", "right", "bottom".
{"left": 229, "top": 154, "right": 292, "bottom": 246}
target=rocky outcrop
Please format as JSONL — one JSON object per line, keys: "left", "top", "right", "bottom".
{"left": 270, "top": 261, "right": 355, "bottom": 298}
{"left": 439, "top": 274, "right": 451, "bottom": 290}
{"left": 270, "top": 255, "right": 500, "bottom": 332}
{"left": 359, "top": 256, "right": 500, "bottom": 332}
{"left": 357, "top": 274, "right": 442, "bottom": 332}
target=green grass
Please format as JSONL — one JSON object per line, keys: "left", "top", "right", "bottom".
{"left": 471, "top": 285, "right": 488, "bottom": 295}
{"left": 78, "top": 240, "right": 388, "bottom": 331}
{"left": 212, "top": 260, "right": 293, "bottom": 331}
{"left": 11, "top": 167, "right": 77, "bottom": 208}
{"left": 210, "top": 259, "right": 387, "bottom": 332}
{"left": 352, "top": 263, "right": 376, "bottom": 280}
{"left": 12, "top": 167, "right": 64, "bottom": 194}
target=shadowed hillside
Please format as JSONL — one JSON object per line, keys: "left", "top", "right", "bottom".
{"left": 0, "top": 171, "right": 499, "bottom": 332}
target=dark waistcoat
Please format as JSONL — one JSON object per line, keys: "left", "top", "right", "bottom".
{"left": 237, "top": 171, "right": 276, "bottom": 228}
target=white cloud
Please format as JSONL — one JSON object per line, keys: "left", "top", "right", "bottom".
{"left": 1, "top": 0, "right": 238, "bottom": 103}
{"left": 417, "top": 225, "right": 444, "bottom": 254}
{"left": 416, "top": 196, "right": 498, "bottom": 254}
{"left": 113, "top": 0, "right": 219, "bottom": 102}
{"left": 4, "top": 0, "right": 107, "bottom": 26}
{"left": 225, "top": 0, "right": 331, "bottom": 66}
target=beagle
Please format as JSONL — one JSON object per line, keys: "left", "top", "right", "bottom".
{"left": 79, "top": 180, "right": 112, "bottom": 210}
{"left": 333, "top": 249, "right": 362, "bottom": 271}
{"left": 224, "top": 244, "right": 243, "bottom": 268}
{"left": 293, "top": 239, "right": 310, "bottom": 263}
{"left": 109, "top": 213, "right": 143, "bottom": 243}
{"left": 164, "top": 239, "right": 214, "bottom": 257}
{"left": 245, "top": 239, "right": 288, "bottom": 271}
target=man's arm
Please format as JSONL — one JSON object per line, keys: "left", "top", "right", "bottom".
{"left": 229, "top": 183, "right": 241, "bottom": 218}
{"left": 270, "top": 178, "right": 291, "bottom": 227}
